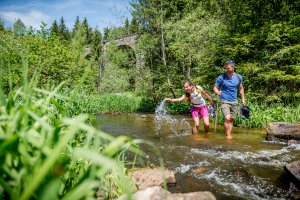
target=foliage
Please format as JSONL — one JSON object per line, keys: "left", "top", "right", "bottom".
{"left": 0, "top": 28, "right": 97, "bottom": 93}
{"left": 0, "top": 78, "right": 139, "bottom": 199}
{"left": 129, "top": 0, "right": 300, "bottom": 105}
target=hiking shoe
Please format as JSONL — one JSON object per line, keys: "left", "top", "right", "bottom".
{"left": 240, "top": 105, "right": 251, "bottom": 119}
{"left": 208, "top": 105, "right": 216, "bottom": 118}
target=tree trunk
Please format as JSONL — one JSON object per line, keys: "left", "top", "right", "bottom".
{"left": 186, "top": 65, "right": 191, "bottom": 79}
{"left": 160, "top": 2, "right": 176, "bottom": 98}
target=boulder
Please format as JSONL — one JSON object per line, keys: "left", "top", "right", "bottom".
{"left": 266, "top": 122, "right": 300, "bottom": 141}
{"left": 117, "top": 186, "right": 216, "bottom": 200}
{"left": 131, "top": 168, "right": 176, "bottom": 190}
{"left": 284, "top": 160, "right": 300, "bottom": 189}
{"left": 83, "top": 47, "right": 92, "bottom": 58}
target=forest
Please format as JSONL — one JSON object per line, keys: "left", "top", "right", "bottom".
{"left": 0, "top": 0, "right": 300, "bottom": 199}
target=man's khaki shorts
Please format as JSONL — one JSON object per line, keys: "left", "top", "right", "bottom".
{"left": 221, "top": 101, "right": 238, "bottom": 119}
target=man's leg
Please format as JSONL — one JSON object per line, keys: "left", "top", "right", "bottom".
{"left": 224, "top": 115, "right": 233, "bottom": 139}
{"left": 221, "top": 103, "right": 233, "bottom": 139}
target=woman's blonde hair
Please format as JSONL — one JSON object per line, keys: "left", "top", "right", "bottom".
{"left": 183, "top": 80, "right": 194, "bottom": 101}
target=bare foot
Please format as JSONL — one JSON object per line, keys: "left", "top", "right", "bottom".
{"left": 226, "top": 135, "right": 232, "bottom": 139}
{"left": 192, "top": 127, "right": 199, "bottom": 135}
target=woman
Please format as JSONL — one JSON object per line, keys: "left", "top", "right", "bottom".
{"left": 165, "top": 80, "right": 215, "bottom": 135}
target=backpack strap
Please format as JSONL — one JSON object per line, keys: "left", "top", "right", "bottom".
{"left": 220, "top": 73, "right": 226, "bottom": 90}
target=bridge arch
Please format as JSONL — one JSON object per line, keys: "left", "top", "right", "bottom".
{"left": 99, "top": 34, "right": 145, "bottom": 91}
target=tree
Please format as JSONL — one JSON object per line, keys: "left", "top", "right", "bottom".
{"left": 58, "top": 16, "right": 70, "bottom": 40}
{"left": 130, "top": 15, "right": 139, "bottom": 33}
{"left": 131, "top": 0, "right": 176, "bottom": 97}
{"left": 72, "top": 16, "right": 80, "bottom": 36}
{"left": 50, "top": 20, "right": 59, "bottom": 36}
{"left": 103, "top": 27, "right": 110, "bottom": 41}
{"left": 82, "top": 17, "right": 92, "bottom": 45}
{"left": 0, "top": 18, "right": 5, "bottom": 31}
{"left": 125, "top": 18, "right": 130, "bottom": 34}
{"left": 13, "top": 18, "right": 26, "bottom": 35}
{"left": 71, "top": 23, "right": 87, "bottom": 48}
{"left": 91, "top": 27, "right": 102, "bottom": 61}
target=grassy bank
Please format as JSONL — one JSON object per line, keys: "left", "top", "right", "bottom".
{"left": 63, "top": 90, "right": 156, "bottom": 115}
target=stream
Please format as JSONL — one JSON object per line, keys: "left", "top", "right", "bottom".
{"left": 96, "top": 102, "right": 300, "bottom": 200}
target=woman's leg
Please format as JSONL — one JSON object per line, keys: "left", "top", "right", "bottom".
{"left": 192, "top": 116, "right": 200, "bottom": 134}
{"left": 200, "top": 105, "right": 210, "bottom": 133}
{"left": 190, "top": 106, "right": 200, "bottom": 134}
{"left": 202, "top": 116, "right": 210, "bottom": 133}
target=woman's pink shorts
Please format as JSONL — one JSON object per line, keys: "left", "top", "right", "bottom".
{"left": 190, "top": 105, "right": 209, "bottom": 119}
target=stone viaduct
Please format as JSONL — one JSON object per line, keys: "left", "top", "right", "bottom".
{"left": 99, "top": 34, "right": 146, "bottom": 90}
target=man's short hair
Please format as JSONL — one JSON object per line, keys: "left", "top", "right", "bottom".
{"left": 224, "top": 59, "right": 236, "bottom": 67}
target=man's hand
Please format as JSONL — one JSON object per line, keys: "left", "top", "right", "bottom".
{"left": 216, "top": 90, "right": 222, "bottom": 96}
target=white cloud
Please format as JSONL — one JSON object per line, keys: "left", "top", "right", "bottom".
{"left": 1, "top": 11, "right": 51, "bottom": 29}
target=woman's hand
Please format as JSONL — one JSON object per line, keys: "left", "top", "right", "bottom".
{"left": 211, "top": 101, "right": 215, "bottom": 107}
{"left": 164, "top": 98, "right": 172, "bottom": 102}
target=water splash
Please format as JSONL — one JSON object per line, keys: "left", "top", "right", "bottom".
{"left": 154, "top": 100, "right": 190, "bottom": 135}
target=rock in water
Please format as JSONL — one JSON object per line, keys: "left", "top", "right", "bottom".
{"left": 117, "top": 186, "right": 217, "bottom": 200}
{"left": 266, "top": 122, "right": 300, "bottom": 141}
{"left": 131, "top": 168, "right": 176, "bottom": 190}
{"left": 284, "top": 160, "right": 300, "bottom": 190}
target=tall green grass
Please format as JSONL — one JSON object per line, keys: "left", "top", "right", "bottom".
{"left": 164, "top": 101, "right": 300, "bottom": 128}
{"left": 65, "top": 91, "right": 143, "bottom": 115}
{"left": 233, "top": 102, "right": 300, "bottom": 128}
{"left": 0, "top": 76, "right": 142, "bottom": 199}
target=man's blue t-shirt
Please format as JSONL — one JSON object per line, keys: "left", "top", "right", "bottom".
{"left": 215, "top": 73, "right": 243, "bottom": 102}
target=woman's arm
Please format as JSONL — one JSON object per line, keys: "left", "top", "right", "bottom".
{"left": 201, "top": 90, "right": 215, "bottom": 105}
{"left": 165, "top": 95, "right": 186, "bottom": 102}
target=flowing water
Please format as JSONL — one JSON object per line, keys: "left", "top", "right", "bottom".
{"left": 96, "top": 102, "right": 300, "bottom": 200}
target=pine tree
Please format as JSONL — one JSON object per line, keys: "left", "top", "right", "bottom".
{"left": 13, "top": 18, "right": 26, "bottom": 35}
{"left": 59, "top": 16, "right": 70, "bottom": 40}
{"left": 92, "top": 27, "right": 102, "bottom": 61}
{"left": 71, "top": 23, "right": 87, "bottom": 48}
{"left": 50, "top": 20, "right": 59, "bottom": 36}
{"left": 103, "top": 27, "right": 110, "bottom": 41}
{"left": 125, "top": 18, "right": 130, "bottom": 34}
{"left": 130, "top": 15, "right": 139, "bottom": 33}
{"left": 82, "top": 17, "right": 92, "bottom": 45}
{"left": 72, "top": 16, "right": 80, "bottom": 36}
{"left": 0, "top": 18, "right": 5, "bottom": 31}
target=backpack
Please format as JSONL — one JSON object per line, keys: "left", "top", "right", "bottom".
{"left": 220, "top": 73, "right": 242, "bottom": 90}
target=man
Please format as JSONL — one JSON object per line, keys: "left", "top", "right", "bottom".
{"left": 213, "top": 60, "right": 246, "bottom": 139}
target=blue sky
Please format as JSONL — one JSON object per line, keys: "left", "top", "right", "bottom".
{"left": 0, "top": 0, "right": 132, "bottom": 31}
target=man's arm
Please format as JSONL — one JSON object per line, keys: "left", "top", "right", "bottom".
{"left": 239, "top": 84, "right": 245, "bottom": 105}
{"left": 214, "top": 86, "right": 222, "bottom": 96}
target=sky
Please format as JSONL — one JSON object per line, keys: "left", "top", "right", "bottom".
{"left": 0, "top": 0, "right": 132, "bottom": 31}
